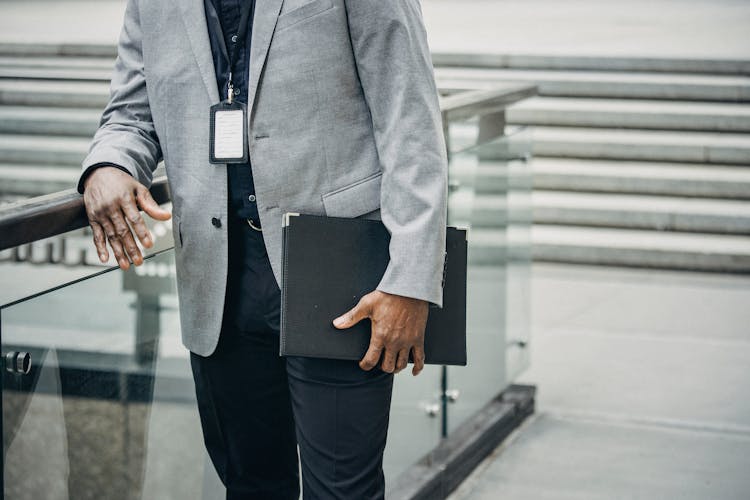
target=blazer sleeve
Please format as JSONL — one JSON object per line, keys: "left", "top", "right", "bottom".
{"left": 343, "top": 0, "right": 448, "bottom": 308}
{"left": 77, "top": 0, "right": 162, "bottom": 195}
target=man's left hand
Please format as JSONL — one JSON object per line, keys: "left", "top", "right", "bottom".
{"left": 333, "top": 290, "right": 428, "bottom": 376}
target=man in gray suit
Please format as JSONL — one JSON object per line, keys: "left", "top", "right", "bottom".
{"left": 78, "top": 0, "right": 447, "bottom": 498}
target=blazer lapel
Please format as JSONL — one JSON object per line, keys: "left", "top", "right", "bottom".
{"left": 178, "top": 0, "right": 220, "bottom": 103}
{"left": 248, "top": 0, "right": 284, "bottom": 116}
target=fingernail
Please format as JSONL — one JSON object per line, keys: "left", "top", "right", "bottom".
{"left": 333, "top": 317, "right": 344, "bottom": 327}
{"left": 99, "top": 254, "right": 106, "bottom": 262}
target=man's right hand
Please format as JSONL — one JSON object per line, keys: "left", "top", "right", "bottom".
{"left": 83, "top": 166, "right": 172, "bottom": 270}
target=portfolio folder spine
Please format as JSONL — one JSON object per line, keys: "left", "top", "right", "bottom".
{"left": 279, "top": 212, "right": 299, "bottom": 357}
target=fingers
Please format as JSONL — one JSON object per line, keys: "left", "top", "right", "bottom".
{"left": 380, "top": 349, "right": 398, "bottom": 373}
{"left": 99, "top": 218, "right": 130, "bottom": 270}
{"left": 411, "top": 345, "right": 426, "bottom": 376}
{"left": 110, "top": 209, "right": 143, "bottom": 266}
{"left": 137, "top": 187, "right": 172, "bottom": 221}
{"left": 121, "top": 192, "right": 153, "bottom": 248}
{"left": 90, "top": 221, "right": 109, "bottom": 263}
{"left": 333, "top": 294, "right": 372, "bottom": 329}
{"left": 359, "top": 342, "right": 384, "bottom": 371}
{"left": 394, "top": 348, "right": 410, "bottom": 374}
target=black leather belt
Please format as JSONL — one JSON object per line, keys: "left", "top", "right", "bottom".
{"left": 246, "top": 217, "right": 262, "bottom": 231}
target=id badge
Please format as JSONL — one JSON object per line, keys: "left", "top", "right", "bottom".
{"left": 209, "top": 100, "right": 248, "bottom": 164}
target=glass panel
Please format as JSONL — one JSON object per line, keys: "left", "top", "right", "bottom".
{"left": 0, "top": 206, "right": 176, "bottom": 307}
{"left": 0, "top": 113, "right": 533, "bottom": 493}
{"left": 445, "top": 127, "right": 533, "bottom": 433}
{"left": 505, "top": 127, "right": 534, "bottom": 383}
{"left": 383, "top": 366, "right": 443, "bottom": 485}
{"left": 2, "top": 245, "right": 444, "bottom": 496}
{"left": 1, "top": 249, "right": 221, "bottom": 500}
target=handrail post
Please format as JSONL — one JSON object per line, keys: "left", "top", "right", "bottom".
{"left": 477, "top": 110, "right": 507, "bottom": 161}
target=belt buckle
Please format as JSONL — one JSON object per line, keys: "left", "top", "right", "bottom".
{"left": 246, "top": 217, "right": 262, "bottom": 231}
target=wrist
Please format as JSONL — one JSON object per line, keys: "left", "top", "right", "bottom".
{"left": 82, "top": 164, "right": 129, "bottom": 191}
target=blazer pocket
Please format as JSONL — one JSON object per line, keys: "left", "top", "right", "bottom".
{"left": 276, "top": 0, "right": 334, "bottom": 32}
{"left": 322, "top": 171, "right": 382, "bottom": 218}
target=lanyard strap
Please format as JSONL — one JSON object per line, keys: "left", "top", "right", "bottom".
{"left": 227, "top": 1, "right": 255, "bottom": 102}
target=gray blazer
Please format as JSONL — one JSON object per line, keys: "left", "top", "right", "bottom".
{"left": 80, "top": 0, "right": 448, "bottom": 356}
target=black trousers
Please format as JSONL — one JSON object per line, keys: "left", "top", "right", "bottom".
{"left": 190, "top": 216, "right": 394, "bottom": 500}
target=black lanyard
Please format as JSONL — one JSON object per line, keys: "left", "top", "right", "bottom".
{"left": 226, "top": 1, "right": 255, "bottom": 102}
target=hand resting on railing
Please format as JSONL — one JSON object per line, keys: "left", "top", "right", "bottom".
{"left": 82, "top": 166, "right": 172, "bottom": 270}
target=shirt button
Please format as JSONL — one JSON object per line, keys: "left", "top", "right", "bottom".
{"left": 211, "top": 217, "right": 222, "bottom": 228}
{"left": 234, "top": 88, "right": 241, "bottom": 95}
{"left": 248, "top": 194, "right": 256, "bottom": 202}
{"left": 231, "top": 34, "right": 238, "bottom": 43}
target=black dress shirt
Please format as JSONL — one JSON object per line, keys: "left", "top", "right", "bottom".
{"left": 205, "top": 0, "right": 260, "bottom": 224}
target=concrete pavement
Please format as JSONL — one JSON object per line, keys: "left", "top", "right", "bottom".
{"left": 449, "top": 262, "right": 750, "bottom": 499}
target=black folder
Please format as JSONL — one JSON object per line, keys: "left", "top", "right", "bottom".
{"left": 280, "top": 213, "right": 467, "bottom": 366}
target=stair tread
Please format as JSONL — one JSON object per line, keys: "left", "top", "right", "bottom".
{"left": 432, "top": 53, "right": 750, "bottom": 75}
{"left": 530, "top": 190, "right": 750, "bottom": 216}
{"left": 529, "top": 158, "right": 750, "bottom": 181}
{"left": 0, "top": 134, "right": 90, "bottom": 151}
{"left": 510, "top": 96, "right": 750, "bottom": 117}
{"left": 0, "top": 106, "right": 101, "bottom": 120}
{"left": 0, "top": 67, "right": 112, "bottom": 81}
{"left": 435, "top": 67, "right": 750, "bottom": 88}
{"left": 0, "top": 163, "right": 81, "bottom": 180}
{"left": 532, "top": 126, "right": 750, "bottom": 147}
{"left": 0, "top": 80, "right": 108, "bottom": 94}
{"left": 526, "top": 225, "right": 750, "bottom": 253}
{"left": 0, "top": 55, "right": 113, "bottom": 69}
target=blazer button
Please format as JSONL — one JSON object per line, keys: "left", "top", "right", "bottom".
{"left": 211, "top": 217, "right": 222, "bottom": 228}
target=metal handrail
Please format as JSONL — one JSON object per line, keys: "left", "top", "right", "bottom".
{"left": 439, "top": 83, "right": 536, "bottom": 122}
{"left": 0, "top": 84, "right": 536, "bottom": 252}
{"left": 0, "top": 181, "right": 171, "bottom": 251}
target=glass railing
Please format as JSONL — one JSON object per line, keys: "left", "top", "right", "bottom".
{"left": 1, "top": 250, "right": 212, "bottom": 500}
{"left": 441, "top": 126, "right": 533, "bottom": 434}
{"left": 0, "top": 84, "right": 536, "bottom": 499}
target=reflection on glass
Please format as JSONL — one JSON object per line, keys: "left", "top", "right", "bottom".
{"left": 446, "top": 126, "right": 533, "bottom": 433}
{"left": 0, "top": 209, "right": 175, "bottom": 307}
{"left": 384, "top": 365, "right": 443, "bottom": 485}
{"left": 0, "top": 248, "right": 449, "bottom": 498}
{"left": 1, "top": 250, "right": 218, "bottom": 500}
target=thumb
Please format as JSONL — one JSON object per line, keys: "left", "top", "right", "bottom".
{"left": 333, "top": 296, "right": 371, "bottom": 329}
{"left": 137, "top": 187, "right": 172, "bottom": 221}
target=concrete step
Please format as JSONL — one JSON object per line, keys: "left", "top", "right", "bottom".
{"left": 0, "top": 106, "right": 100, "bottom": 136}
{"left": 0, "top": 67, "right": 112, "bottom": 82}
{"left": 526, "top": 224, "right": 750, "bottom": 272}
{"left": 448, "top": 190, "right": 511, "bottom": 228}
{"left": 0, "top": 80, "right": 108, "bottom": 107}
{"left": 532, "top": 191, "right": 750, "bottom": 234}
{"left": 531, "top": 127, "right": 750, "bottom": 164}
{"left": 435, "top": 68, "right": 750, "bottom": 102}
{"left": 508, "top": 97, "right": 750, "bottom": 132}
{"left": 0, "top": 43, "right": 117, "bottom": 59}
{"left": 451, "top": 189, "right": 750, "bottom": 235}
{"left": 0, "top": 163, "right": 80, "bottom": 196}
{"left": 0, "top": 134, "right": 89, "bottom": 166}
{"left": 530, "top": 158, "right": 750, "bottom": 200}
{"left": 1, "top": 46, "right": 747, "bottom": 75}
{"left": 0, "top": 55, "right": 114, "bottom": 71}
{"left": 432, "top": 53, "right": 750, "bottom": 76}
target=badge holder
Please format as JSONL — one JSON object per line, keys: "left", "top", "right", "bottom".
{"left": 209, "top": 83, "right": 248, "bottom": 165}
